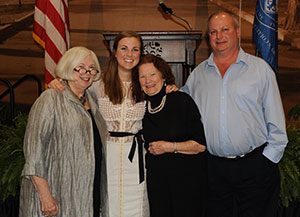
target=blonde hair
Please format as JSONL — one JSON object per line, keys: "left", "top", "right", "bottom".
{"left": 55, "top": 46, "right": 101, "bottom": 81}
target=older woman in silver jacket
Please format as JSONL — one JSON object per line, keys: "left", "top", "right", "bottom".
{"left": 19, "top": 46, "right": 108, "bottom": 217}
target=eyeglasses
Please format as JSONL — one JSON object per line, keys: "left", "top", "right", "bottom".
{"left": 74, "top": 67, "right": 99, "bottom": 76}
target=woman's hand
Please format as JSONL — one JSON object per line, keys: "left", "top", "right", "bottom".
{"left": 47, "top": 78, "right": 64, "bottom": 91}
{"left": 39, "top": 192, "right": 59, "bottom": 217}
{"left": 165, "top": 84, "right": 178, "bottom": 94}
{"left": 30, "top": 176, "right": 59, "bottom": 216}
{"left": 148, "top": 141, "right": 173, "bottom": 155}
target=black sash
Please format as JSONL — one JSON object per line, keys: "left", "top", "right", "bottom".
{"left": 109, "top": 130, "right": 144, "bottom": 184}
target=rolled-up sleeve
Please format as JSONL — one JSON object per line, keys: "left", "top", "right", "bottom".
{"left": 22, "top": 90, "right": 56, "bottom": 179}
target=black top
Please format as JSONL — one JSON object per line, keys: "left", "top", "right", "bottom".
{"left": 88, "top": 109, "right": 102, "bottom": 217}
{"left": 143, "top": 86, "right": 206, "bottom": 171}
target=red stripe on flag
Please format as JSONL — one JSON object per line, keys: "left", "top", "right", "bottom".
{"left": 45, "top": 33, "right": 64, "bottom": 64}
{"left": 46, "top": 2, "right": 68, "bottom": 46}
{"left": 33, "top": 0, "right": 69, "bottom": 85}
{"left": 35, "top": 0, "right": 46, "bottom": 14}
{"left": 45, "top": 68, "right": 55, "bottom": 85}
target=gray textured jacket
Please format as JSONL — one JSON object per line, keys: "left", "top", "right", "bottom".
{"left": 19, "top": 82, "right": 109, "bottom": 217}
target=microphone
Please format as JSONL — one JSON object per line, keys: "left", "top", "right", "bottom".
{"left": 158, "top": 0, "right": 193, "bottom": 31}
{"left": 158, "top": 0, "right": 173, "bottom": 14}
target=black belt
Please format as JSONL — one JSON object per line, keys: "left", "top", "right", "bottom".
{"left": 109, "top": 130, "right": 144, "bottom": 184}
{"left": 213, "top": 142, "right": 267, "bottom": 161}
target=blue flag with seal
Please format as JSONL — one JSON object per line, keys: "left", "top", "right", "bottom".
{"left": 253, "top": 0, "right": 278, "bottom": 75}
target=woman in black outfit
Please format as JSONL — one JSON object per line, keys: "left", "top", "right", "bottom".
{"left": 133, "top": 54, "right": 207, "bottom": 217}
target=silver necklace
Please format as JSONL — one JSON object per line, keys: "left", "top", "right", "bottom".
{"left": 147, "top": 95, "right": 166, "bottom": 114}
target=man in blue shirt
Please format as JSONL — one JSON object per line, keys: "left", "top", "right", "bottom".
{"left": 181, "top": 11, "right": 288, "bottom": 217}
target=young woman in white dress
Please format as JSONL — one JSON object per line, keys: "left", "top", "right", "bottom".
{"left": 49, "top": 32, "right": 149, "bottom": 217}
{"left": 89, "top": 31, "right": 149, "bottom": 217}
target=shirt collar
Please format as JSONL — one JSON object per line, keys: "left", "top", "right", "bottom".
{"left": 207, "top": 47, "right": 248, "bottom": 67}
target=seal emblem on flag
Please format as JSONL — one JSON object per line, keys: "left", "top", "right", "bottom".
{"left": 253, "top": 0, "right": 278, "bottom": 74}
{"left": 264, "top": 0, "right": 277, "bottom": 14}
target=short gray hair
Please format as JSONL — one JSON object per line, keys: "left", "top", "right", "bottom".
{"left": 55, "top": 46, "right": 101, "bottom": 81}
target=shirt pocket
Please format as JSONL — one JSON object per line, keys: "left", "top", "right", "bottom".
{"left": 235, "top": 84, "right": 260, "bottom": 112}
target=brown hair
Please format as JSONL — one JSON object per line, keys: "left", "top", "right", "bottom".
{"left": 132, "top": 54, "right": 175, "bottom": 96}
{"left": 101, "top": 31, "right": 144, "bottom": 104}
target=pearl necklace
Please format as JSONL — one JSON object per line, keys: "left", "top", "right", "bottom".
{"left": 147, "top": 95, "right": 166, "bottom": 114}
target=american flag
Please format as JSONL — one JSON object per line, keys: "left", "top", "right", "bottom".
{"left": 33, "top": 0, "right": 70, "bottom": 84}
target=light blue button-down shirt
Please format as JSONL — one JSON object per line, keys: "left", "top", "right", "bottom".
{"left": 181, "top": 48, "right": 287, "bottom": 163}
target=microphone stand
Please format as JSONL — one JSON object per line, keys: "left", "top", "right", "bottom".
{"left": 171, "top": 13, "right": 192, "bottom": 31}
{"left": 158, "top": 1, "right": 193, "bottom": 31}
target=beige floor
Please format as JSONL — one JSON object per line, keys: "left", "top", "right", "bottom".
{"left": 0, "top": 0, "right": 300, "bottom": 117}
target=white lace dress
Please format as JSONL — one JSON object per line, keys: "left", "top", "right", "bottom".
{"left": 90, "top": 80, "right": 149, "bottom": 217}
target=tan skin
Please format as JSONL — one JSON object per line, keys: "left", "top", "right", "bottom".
{"left": 138, "top": 62, "right": 206, "bottom": 155}
{"left": 148, "top": 140, "right": 206, "bottom": 155}
{"left": 115, "top": 37, "right": 141, "bottom": 81}
{"left": 32, "top": 55, "right": 96, "bottom": 217}
{"left": 208, "top": 12, "right": 240, "bottom": 77}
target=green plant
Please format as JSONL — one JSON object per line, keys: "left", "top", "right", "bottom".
{"left": 0, "top": 113, "right": 28, "bottom": 202}
{"left": 279, "top": 104, "right": 300, "bottom": 207}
